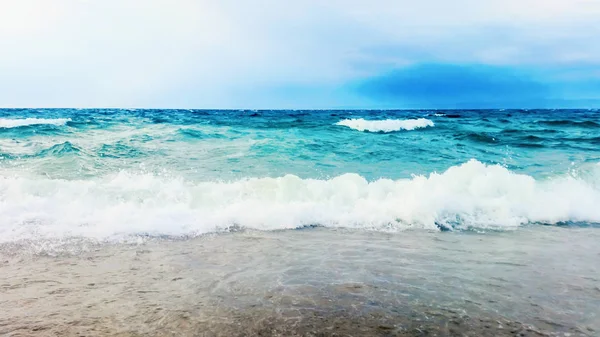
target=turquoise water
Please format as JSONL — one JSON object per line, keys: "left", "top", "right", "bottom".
{"left": 1, "top": 109, "right": 599, "bottom": 243}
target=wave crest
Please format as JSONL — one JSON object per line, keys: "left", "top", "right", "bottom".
{"left": 1, "top": 160, "right": 599, "bottom": 243}
{"left": 0, "top": 118, "right": 71, "bottom": 128}
{"left": 336, "top": 118, "right": 434, "bottom": 132}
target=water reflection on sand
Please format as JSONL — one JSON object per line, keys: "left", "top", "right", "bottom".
{"left": 1, "top": 227, "right": 598, "bottom": 336}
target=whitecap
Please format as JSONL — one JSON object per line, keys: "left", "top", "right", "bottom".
{"left": 336, "top": 118, "right": 434, "bottom": 132}
{"left": 1, "top": 160, "right": 599, "bottom": 243}
{"left": 0, "top": 118, "right": 71, "bottom": 128}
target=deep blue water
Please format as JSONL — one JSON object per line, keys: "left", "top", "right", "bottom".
{"left": 0, "top": 109, "right": 599, "bottom": 241}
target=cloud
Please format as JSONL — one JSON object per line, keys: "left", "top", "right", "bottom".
{"left": 0, "top": 0, "right": 598, "bottom": 108}
{"left": 354, "top": 63, "right": 600, "bottom": 108}
{"left": 354, "top": 64, "right": 549, "bottom": 108}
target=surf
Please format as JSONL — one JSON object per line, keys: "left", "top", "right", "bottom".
{"left": 1, "top": 160, "right": 599, "bottom": 243}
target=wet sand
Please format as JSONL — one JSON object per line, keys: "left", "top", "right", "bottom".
{"left": 1, "top": 228, "right": 599, "bottom": 336}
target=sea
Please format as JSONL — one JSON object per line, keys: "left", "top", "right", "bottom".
{"left": 1, "top": 109, "right": 599, "bottom": 336}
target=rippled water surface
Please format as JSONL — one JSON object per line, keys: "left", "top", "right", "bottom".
{"left": 1, "top": 109, "right": 599, "bottom": 242}
{"left": 2, "top": 228, "right": 598, "bottom": 336}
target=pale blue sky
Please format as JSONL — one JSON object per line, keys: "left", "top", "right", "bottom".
{"left": 1, "top": 0, "right": 599, "bottom": 108}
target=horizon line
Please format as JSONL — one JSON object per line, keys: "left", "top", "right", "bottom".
{"left": 1, "top": 107, "right": 599, "bottom": 111}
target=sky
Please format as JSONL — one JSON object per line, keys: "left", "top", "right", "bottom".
{"left": 1, "top": 0, "right": 599, "bottom": 109}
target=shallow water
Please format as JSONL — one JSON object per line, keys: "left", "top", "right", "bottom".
{"left": 2, "top": 227, "right": 599, "bottom": 336}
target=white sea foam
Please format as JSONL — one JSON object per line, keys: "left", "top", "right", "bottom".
{"left": 0, "top": 118, "right": 71, "bottom": 128}
{"left": 1, "top": 160, "right": 599, "bottom": 243}
{"left": 336, "top": 118, "right": 434, "bottom": 132}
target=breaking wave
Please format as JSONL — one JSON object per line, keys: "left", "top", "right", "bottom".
{"left": 0, "top": 118, "right": 72, "bottom": 128}
{"left": 336, "top": 118, "right": 434, "bottom": 132}
{"left": 1, "top": 160, "right": 599, "bottom": 243}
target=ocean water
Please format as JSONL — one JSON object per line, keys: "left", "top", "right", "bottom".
{"left": 1, "top": 109, "right": 600, "bottom": 336}
{"left": 1, "top": 108, "right": 599, "bottom": 243}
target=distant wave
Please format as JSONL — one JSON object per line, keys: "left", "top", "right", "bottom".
{"left": 455, "top": 131, "right": 498, "bottom": 144}
{"left": 1, "top": 160, "right": 599, "bottom": 244}
{"left": 0, "top": 118, "right": 71, "bottom": 128}
{"left": 432, "top": 113, "right": 461, "bottom": 118}
{"left": 336, "top": 118, "right": 434, "bottom": 132}
{"left": 537, "top": 120, "right": 599, "bottom": 128}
